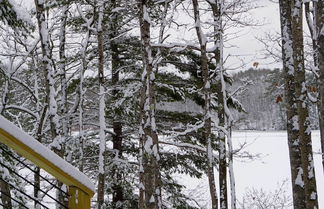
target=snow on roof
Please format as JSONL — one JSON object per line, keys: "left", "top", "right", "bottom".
{"left": 0, "top": 116, "right": 95, "bottom": 193}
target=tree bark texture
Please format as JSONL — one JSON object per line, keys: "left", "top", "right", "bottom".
{"left": 138, "top": 0, "right": 162, "bottom": 208}
{"left": 291, "top": 1, "right": 319, "bottom": 208}
{"left": 279, "top": 0, "right": 306, "bottom": 208}
{"left": 97, "top": 3, "right": 106, "bottom": 209}
{"left": 210, "top": 1, "right": 228, "bottom": 208}
{"left": 315, "top": 0, "right": 324, "bottom": 174}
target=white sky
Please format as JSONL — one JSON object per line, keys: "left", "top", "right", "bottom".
{"left": 224, "top": 0, "right": 282, "bottom": 72}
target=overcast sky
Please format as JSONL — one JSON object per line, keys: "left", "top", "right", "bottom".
{"left": 225, "top": 0, "right": 282, "bottom": 73}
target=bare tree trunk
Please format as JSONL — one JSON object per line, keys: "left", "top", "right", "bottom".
{"left": 209, "top": 1, "right": 227, "bottom": 208}
{"left": 59, "top": 4, "right": 69, "bottom": 157}
{"left": 97, "top": 2, "right": 106, "bottom": 208}
{"left": 58, "top": 5, "right": 69, "bottom": 208}
{"left": 97, "top": 1, "right": 106, "bottom": 209}
{"left": 192, "top": 0, "right": 218, "bottom": 208}
{"left": 34, "top": 1, "right": 67, "bottom": 208}
{"left": 317, "top": 0, "right": 324, "bottom": 173}
{"left": 78, "top": 18, "right": 91, "bottom": 172}
{"left": 306, "top": 0, "right": 324, "bottom": 175}
{"left": 138, "top": 0, "right": 162, "bottom": 208}
{"left": 279, "top": 0, "right": 306, "bottom": 208}
{"left": 291, "top": 1, "right": 319, "bottom": 208}
{"left": 109, "top": 0, "right": 124, "bottom": 207}
{"left": 34, "top": 106, "right": 47, "bottom": 209}
{"left": 227, "top": 124, "right": 236, "bottom": 209}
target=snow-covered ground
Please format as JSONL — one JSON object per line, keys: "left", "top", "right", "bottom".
{"left": 177, "top": 130, "right": 324, "bottom": 208}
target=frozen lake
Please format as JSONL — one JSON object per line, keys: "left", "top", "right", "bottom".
{"left": 177, "top": 130, "right": 324, "bottom": 208}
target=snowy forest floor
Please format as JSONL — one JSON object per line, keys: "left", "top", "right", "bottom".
{"left": 176, "top": 130, "right": 324, "bottom": 208}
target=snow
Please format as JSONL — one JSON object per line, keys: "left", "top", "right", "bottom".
{"left": 295, "top": 167, "right": 304, "bottom": 187}
{"left": 149, "top": 195, "right": 155, "bottom": 203}
{"left": 310, "top": 191, "right": 317, "bottom": 200}
{"left": 144, "top": 136, "right": 153, "bottom": 154}
{"left": 177, "top": 130, "right": 324, "bottom": 208}
{"left": 98, "top": 85, "right": 106, "bottom": 174}
{"left": 0, "top": 116, "right": 95, "bottom": 192}
{"left": 143, "top": 5, "right": 151, "bottom": 24}
{"left": 8, "top": 0, "right": 33, "bottom": 25}
{"left": 291, "top": 115, "right": 299, "bottom": 130}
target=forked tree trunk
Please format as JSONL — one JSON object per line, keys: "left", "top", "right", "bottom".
{"left": 192, "top": 0, "right": 218, "bottom": 208}
{"left": 291, "top": 1, "right": 319, "bottom": 208}
{"left": 138, "top": 0, "right": 162, "bottom": 208}
{"left": 279, "top": 0, "right": 306, "bottom": 208}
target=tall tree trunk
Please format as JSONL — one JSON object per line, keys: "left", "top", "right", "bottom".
{"left": 109, "top": 0, "right": 124, "bottom": 207}
{"left": 138, "top": 1, "right": 162, "bottom": 208}
{"left": 78, "top": 22, "right": 91, "bottom": 172}
{"left": 317, "top": 0, "right": 324, "bottom": 173}
{"left": 291, "top": 1, "right": 319, "bottom": 208}
{"left": 58, "top": 5, "right": 69, "bottom": 208}
{"left": 210, "top": 1, "right": 227, "bottom": 208}
{"left": 59, "top": 4, "right": 69, "bottom": 158}
{"left": 279, "top": 0, "right": 306, "bottom": 208}
{"left": 34, "top": 106, "right": 47, "bottom": 209}
{"left": 227, "top": 124, "right": 236, "bottom": 209}
{"left": 97, "top": 2, "right": 106, "bottom": 209}
{"left": 192, "top": 0, "right": 218, "bottom": 208}
{"left": 34, "top": 0, "right": 66, "bottom": 207}
{"left": 305, "top": 0, "right": 324, "bottom": 175}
